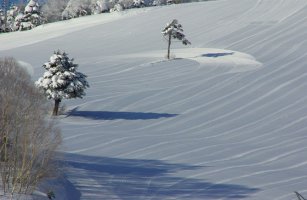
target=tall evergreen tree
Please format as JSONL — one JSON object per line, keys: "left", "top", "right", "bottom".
{"left": 162, "top": 19, "right": 191, "bottom": 59}
{"left": 36, "top": 51, "right": 89, "bottom": 116}
{"left": 6, "top": 5, "right": 20, "bottom": 31}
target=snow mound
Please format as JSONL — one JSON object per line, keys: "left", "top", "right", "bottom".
{"left": 125, "top": 48, "right": 262, "bottom": 73}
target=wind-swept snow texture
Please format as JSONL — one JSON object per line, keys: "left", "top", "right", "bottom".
{"left": 1, "top": 0, "right": 307, "bottom": 199}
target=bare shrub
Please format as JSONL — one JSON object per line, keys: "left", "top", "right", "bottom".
{"left": 0, "top": 57, "right": 61, "bottom": 198}
{"left": 42, "top": 0, "right": 70, "bottom": 23}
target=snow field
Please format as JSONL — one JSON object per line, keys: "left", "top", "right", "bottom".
{"left": 1, "top": 0, "right": 307, "bottom": 199}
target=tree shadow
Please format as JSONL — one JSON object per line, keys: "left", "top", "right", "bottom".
{"left": 202, "top": 52, "right": 234, "bottom": 58}
{"left": 67, "top": 109, "right": 178, "bottom": 120}
{"left": 60, "top": 153, "right": 259, "bottom": 200}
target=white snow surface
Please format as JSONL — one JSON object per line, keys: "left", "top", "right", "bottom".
{"left": 17, "top": 60, "right": 34, "bottom": 76}
{"left": 1, "top": 0, "right": 307, "bottom": 199}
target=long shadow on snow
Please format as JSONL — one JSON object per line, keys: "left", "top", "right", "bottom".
{"left": 202, "top": 52, "right": 234, "bottom": 58}
{"left": 62, "top": 153, "right": 259, "bottom": 199}
{"left": 67, "top": 110, "right": 178, "bottom": 120}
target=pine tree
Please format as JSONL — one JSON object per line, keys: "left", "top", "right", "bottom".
{"left": 91, "top": 0, "right": 109, "bottom": 14}
{"left": 14, "top": 0, "right": 44, "bottom": 31}
{"left": 162, "top": 19, "right": 191, "bottom": 59}
{"left": 36, "top": 50, "right": 89, "bottom": 116}
{"left": 110, "top": 3, "right": 124, "bottom": 12}
{"left": 6, "top": 5, "right": 20, "bottom": 31}
{"left": 133, "top": 0, "right": 145, "bottom": 8}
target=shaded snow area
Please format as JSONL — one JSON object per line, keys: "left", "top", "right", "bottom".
{"left": 1, "top": 0, "right": 307, "bottom": 199}
{"left": 17, "top": 60, "right": 34, "bottom": 76}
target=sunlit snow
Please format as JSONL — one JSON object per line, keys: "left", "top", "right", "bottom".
{"left": 1, "top": 0, "right": 307, "bottom": 199}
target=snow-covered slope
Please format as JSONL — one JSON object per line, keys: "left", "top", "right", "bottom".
{"left": 1, "top": 0, "right": 307, "bottom": 199}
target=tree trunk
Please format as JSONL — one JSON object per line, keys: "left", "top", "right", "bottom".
{"left": 167, "top": 33, "right": 172, "bottom": 59}
{"left": 52, "top": 99, "right": 61, "bottom": 116}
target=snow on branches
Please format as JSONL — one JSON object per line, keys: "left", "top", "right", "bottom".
{"left": 162, "top": 19, "right": 191, "bottom": 59}
{"left": 14, "top": 0, "right": 44, "bottom": 31}
{"left": 162, "top": 19, "right": 191, "bottom": 45}
{"left": 36, "top": 50, "right": 89, "bottom": 115}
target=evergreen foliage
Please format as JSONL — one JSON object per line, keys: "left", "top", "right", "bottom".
{"left": 14, "top": 0, "right": 44, "bottom": 31}
{"left": 133, "top": 0, "right": 145, "bottom": 8}
{"left": 6, "top": 5, "right": 20, "bottom": 31}
{"left": 91, "top": 0, "right": 109, "bottom": 14}
{"left": 36, "top": 50, "right": 89, "bottom": 115}
{"left": 0, "top": 0, "right": 203, "bottom": 33}
{"left": 162, "top": 19, "right": 191, "bottom": 59}
{"left": 110, "top": 3, "right": 124, "bottom": 12}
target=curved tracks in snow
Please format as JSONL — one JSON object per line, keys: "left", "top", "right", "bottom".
{"left": 59, "top": 1, "right": 307, "bottom": 199}
{"left": 2, "top": 0, "right": 307, "bottom": 199}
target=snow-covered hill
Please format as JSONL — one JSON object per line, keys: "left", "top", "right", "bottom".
{"left": 1, "top": 0, "right": 307, "bottom": 199}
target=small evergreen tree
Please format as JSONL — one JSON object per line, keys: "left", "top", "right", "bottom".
{"left": 161, "top": 19, "right": 191, "bottom": 59}
{"left": 36, "top": 50, "right": 89, "bottom": 116}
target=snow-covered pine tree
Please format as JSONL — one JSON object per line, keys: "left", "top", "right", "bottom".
{"left": 132, "top": 0, "right": 145, "bottom": 8}
{"left": 36, "top": 50, "right": 89, "bottom": 116}
{"left": 110, "top": 3, "right": 124, "bottom": 12}
{"left": 14, "top": 0, "right": 44, "bottom": 31}
{"left": 161, "top": 19, "right": 191, "bottom": 59}
{"left": 91, "top": 0, "right": 109, "bottom": 15}
{"left": 5, "top": 5, "right": 20, "bottom": 31}
{"left": 24, "top": 0, "right": 39, "bottom": 14}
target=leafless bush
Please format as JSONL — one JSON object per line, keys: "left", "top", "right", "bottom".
{"left": 0, "top": 58, "right": 62, "bottom": 199}
{"left": 42, "top": 0, "right": 70, "bottom": 23}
